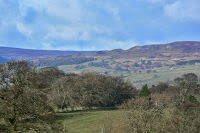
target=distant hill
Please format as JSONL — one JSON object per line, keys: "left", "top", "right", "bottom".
{"left": 99, "top": 41, "right": 200, "bottom": 62}
{"left": 1, "top": 41, "right": 200, "bottom": 65}
{"left": 0, "top": 47, "right": 96, "bottom": 60}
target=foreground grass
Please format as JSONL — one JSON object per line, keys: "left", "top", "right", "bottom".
{"left": 58, "top": 110, "right": 123, "bottom": 133}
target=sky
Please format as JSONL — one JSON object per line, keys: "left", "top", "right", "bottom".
{"left": 0, "top": 0, "right": 200, "bottom": 51}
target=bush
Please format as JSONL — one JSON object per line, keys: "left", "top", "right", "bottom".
{"left": 125, "top": 108, "right": 200, "bottom": 133}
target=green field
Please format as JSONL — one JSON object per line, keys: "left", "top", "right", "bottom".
{"left": 59, "top": 62, "right": 200, "bottom": 89}
{"left": 127, "top": 64, "right": 200, "bottom": 88}
{"left": 59, "top": 110, "right": 123, "bottom": 133}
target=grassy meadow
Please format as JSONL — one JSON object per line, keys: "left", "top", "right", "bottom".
{"left": 58, "top": 110, "right": 123, "bottom": 133}
{"left": 59, "top": 61, "right": 200, "bottom": 89}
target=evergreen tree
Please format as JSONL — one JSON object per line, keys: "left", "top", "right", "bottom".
{"left": 139, "top": 84, "right": 150, "bottom": 97}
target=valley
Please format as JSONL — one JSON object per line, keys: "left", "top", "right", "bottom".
{"left": 59, "top": 59, "right": 200, "bottom": 88}
{"left": 1, "top": 42, "right": 200, "bottom": 132}
{"left": 1, "top": 41, "right": 200, "bottom": 89}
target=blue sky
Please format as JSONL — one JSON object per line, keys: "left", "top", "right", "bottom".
{"left": 0, "top": 0, "right": 200, "bottom": 51}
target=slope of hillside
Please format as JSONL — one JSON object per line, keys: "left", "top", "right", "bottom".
{"left": 100, "top": 41, "right": 200, "bottom": 62}
{"left": 129, "top": 41, "right": 200, "bottom": 52}
{"left": 1, "top": 41, "right": 200, "bottom": 64}
{"left": 1, "top": 41, "right": 200, "bottom": 88}
{"left": 0, "top": 47, "right": 96, "bottom": 60}
{"left": 33, "top": 55, "right": 96, "bottom": 67}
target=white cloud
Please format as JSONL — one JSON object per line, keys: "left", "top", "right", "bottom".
{"left": 19, "top": 1, "right": 41, "bottom": 16}
{"left": 0, "top": 43, "right": 8, "bottom": 47}
{"left": 41, "top": 42, "right": 54, "bottom": 50}
{"left": 43, "top": 0, "right": 86, "bottom": 21}
{"left": 44, "top": 24, "right": 112, "bottom": 41}
{"left": 147, "top": 0, "right": 166, "bottom": 4}
{"left": 164, "top": 0, "right": 200, "bottom": 22}
{"left": 40, "top": 39, "right": 138, "bottom": 51}
{"left": 94, "top": 39, "right": 139, "bottom": 50}
{"left": 1, "top": 0, "right": 133, "bottom": 50}
{"left": 140, "top": 0, "right": 166, "bottom": 4}
{"left": 107, "top": 7, "right": 121, "bottom": 21}
{"left": 17, "top": 0, "right": 115, "bottom": 41}
{"left": 41, "top": 42, "right": 96, "bottom": 51}
{"left": 1, "top": 0, "right": 199, "bottom": 51}
{"left": 19, "top": 0, "right": 93, "bottom": 22}
{"left": 143, "top": 40, "right": 170, "bottom": 45}
{"left": 16, "top": 22, "right": 33, "bottom": 37}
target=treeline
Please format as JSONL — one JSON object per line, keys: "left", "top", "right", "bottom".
{"left": 88, "top": 59, "right": 163, "bottom": 71}
{"left": 88, "top": 60, "right": 112, "bottom": 69}
{"left": 33, "top": 56, "right": 96, "bottom": 67}
{"left": 0, "top": 62, "right": 65, "bottom": 132}
{"left": 1, "top": 61, "right": 200, "bottom": 133}
{"left": 0, "top": 61, "right": 136, "bottom": 132}
{"left": 96, "top": 73, "right": 200, "bottom": 133}
{"left": 176, "top": 59, "right": 200, "bottom": 66}
{"left": 125, "top": 73, "right": 200, "bottom": 109}
{"left": 132, "top": 59, "right": 163, "bottom": 69}
{"left": 49, "top": 72, "right": 136, "bottom": 110}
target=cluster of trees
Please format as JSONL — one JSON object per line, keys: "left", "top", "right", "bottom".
{"left": 93, "top": 59, "right": 164, "bottom": 73}
{"left": 126, "top": 73, "right": 200, "bottom": 109}
{"left": 176, "top": 59, "right": 200, "bottom": 66}
{"left": 34, "top": 56, "right": 96, "bottom": 67}
{"left": 132, "top": 60, "right": 163, "bottom": 70}
{"left": 0, "top": 62, "right": 66, "bottom": 132}
{"left": 86, "top": 59, "right": 166, "bottom": 73}
{"left": 1, "top": 60, "right": 199, "bottom": 133}
{"left": 96, "top": 73, "right": 200, "bottom": 133}
{"left": 49, "top": 72, "right": 137, "bottom": 110}
{"left": 0, "top": 61, "right": 137, "bottom": 132}
{"left": 89, "top": 60, "right": 112, "bottom": 69}
{"left": 74, "top": 65, "right": 86, "bottom": 70}
{"left": 123, "top": 107, "right": 200, "bottom": 133}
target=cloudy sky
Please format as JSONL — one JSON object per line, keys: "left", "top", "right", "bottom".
{"left": 0, "top": 0, "right": 200, "bottom": 51}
